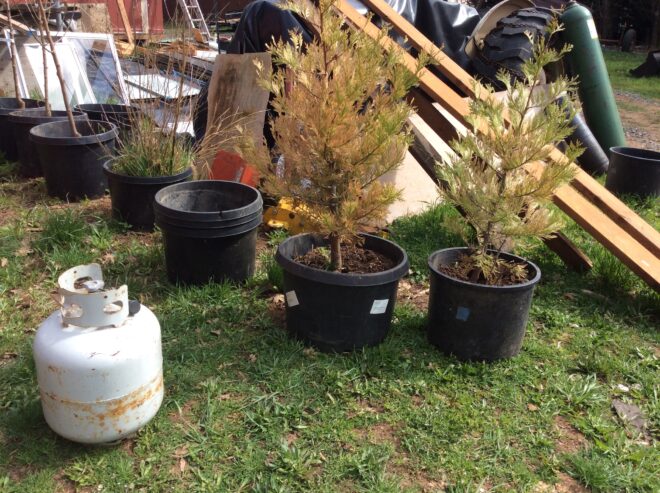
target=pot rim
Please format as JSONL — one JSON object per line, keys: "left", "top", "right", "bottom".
{"left": 29, "top": 119, "right": 118, "bottom": 146}
{"left": 609, "top": 146, "right": 660, "bottom": 163}
{"left": 75, "top": 103, "right": 140, "bottom": 115}
{"left": 8, "top": 108, "right": 87, "bottom": 125}
{"left": 103, "top": 160, "right": 193, "bottom": 184}
{"left": 0, "top": 98, "right": 44, "bottom": 114}
{"left": 276, "top": 232, "right": 410, "bottom": 287}
{"left": 428, "top": 246, "right": 541, "bottom": 291}
{"left": 154, "top": 179, "right": 263, "bottom": 221}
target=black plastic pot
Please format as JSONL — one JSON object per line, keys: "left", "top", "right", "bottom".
{"left": 30, "top": 120, "right": 118, "bottom": 201}
{"left": 566, "top": 111, "right": 609, "bottom": 176}
{"left": 75, "top": 104, "right": 139, "bottom": 138}
{"left": 9, "top": 108, "right": 88, "bottom": 177}
{"left": 275, "top": 233, "right": 409, "bottom": 352}
{"left": 154, "top": 180, "right": 263, "bottom": 285}
{"left": 0, "top": 98, "right": 43, "bottom": 162}
{"left": 103, "top": 161, "right": 193, "bottom": 231}
{"left": 605, "top": 147, "right": 660, "bottom": 198}
{"left": 427, "top": 247, "right": 541, "bottom": 361}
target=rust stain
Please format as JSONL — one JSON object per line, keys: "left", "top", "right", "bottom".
{"left": 40, "top": 374, "right": 163, "bottom": 425}
{"left": 104, "top": 375, "right": 163, "bottom": 420}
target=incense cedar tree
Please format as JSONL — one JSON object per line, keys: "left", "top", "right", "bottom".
{"left": 240, "top": 0, "right": 425, "bottom": 271}
{"left": 437, "top": 20, "right": 583, "bottom": 285}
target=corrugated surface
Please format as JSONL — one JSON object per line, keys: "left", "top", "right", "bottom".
{"left": 6, "top": 0, "right": 163, "bottom": 35}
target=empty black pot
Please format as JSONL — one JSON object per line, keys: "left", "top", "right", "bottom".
{"left": 427, "top": 248, "right": 541, "bottom": 361}
{"left": 276, "top": 233, "right": 409, "bottom": 352}
{"left": 9, "top": 108, "right": 88, "bottom": 177}
{"left": 103, "top": 161, "right": 193, "bottom": 231}
{"left": 605, "top": 147, "right": 660, "bottom": 198}
{"left": 0, "top": 98, "right": 43, "bottom": 162}
{"left": 75, "top": 104, "right": 139, "bottom": 138}
{"left": 30, "top": 120, "right": 118, "bottom": 201}
{"left": 154, "top": 180, "right": 263, "bottom": 285}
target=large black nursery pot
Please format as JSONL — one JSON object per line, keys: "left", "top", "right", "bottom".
{"left": 0, "top": 98, "right": 43, "bottom": 162}
{"left": 427, "top": 247, "right": 541, "bottom": 361}
{"left": 275, "top": 233, "right": 409, "bottom": 353}
{"left": 605, "top": 147, "right": 660, "bottom": 198}
{"left": 75, "top": 104, "right": 139, "bottom": 138}
{"left": 9, "top": 108, "right": 88, "bottom": 177}
{"left": 30, "top": 120, "right": 118, "bottom": 201}
{"left": 103, "top": 161, "right": 193, "bottom": 231}
{"left": 154, "top": 180, "right": 263, "bottom": 285}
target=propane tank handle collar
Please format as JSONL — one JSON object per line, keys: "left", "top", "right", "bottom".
{"left": 57, "top": 263, "right": 129, "bottom": 328}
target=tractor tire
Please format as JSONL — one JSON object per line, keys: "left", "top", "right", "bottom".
{"left": 470, "top": 7, "right": 555, "bottom": 90}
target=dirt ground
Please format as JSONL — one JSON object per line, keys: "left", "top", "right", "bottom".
{"left": 614, "top": 91, "right": 660, "bottom": 151}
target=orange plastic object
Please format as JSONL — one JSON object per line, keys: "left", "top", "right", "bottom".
{"left": 209, "top": 150, "right": 258, "bottom": 187}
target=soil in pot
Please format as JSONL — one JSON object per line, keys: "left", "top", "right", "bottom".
{"left": 427, "top": 247, "right": 541, "bottom": 361}
{"left": 296, "top": 242, "right": 396, "bottom": 273}
{"left": 605, "top": 146, "right": 660, "bottom": 198}
{"left": 9, "top": 108, "right": 88, "bottom": 177}
{"left": 103, "top": 162, "right": 193, "bottom": 231}
{"left": 0, "top": 98, "right": 43, "bottom": 162}
{"left": 154, "top": 180, "right": 263, "bottom": 285}
{"left": 30, "top": 120, "right": 117, "bottom": 201}
{"left": 276, "top": 233, "right": 409, "bottom": 352}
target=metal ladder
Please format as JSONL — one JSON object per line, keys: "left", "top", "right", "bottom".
{"left": 177, "top": 0, "right": 211, "bottom": 43}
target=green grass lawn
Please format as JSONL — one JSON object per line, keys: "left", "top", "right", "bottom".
{"left": 603, "top": 50, "right": 660, "bottom": 100}
{"left": 0, "top": 171, "right": 658, "bottom": 492}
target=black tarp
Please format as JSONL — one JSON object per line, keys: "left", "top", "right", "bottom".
{"left": 227, "top": 0, "right": 480, "bottom": 70}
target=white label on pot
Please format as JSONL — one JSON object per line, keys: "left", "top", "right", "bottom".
{"left": 456, "top": 306, "right": 470, "bottom": 321}
{"left": 285, "top": 290, "right": 299, "bottom": 307}
{"left": 587, "top": 19, "right": 598, "bottom": 39}
{"left": 370, "top": 299, "right": 389, "bottom": 315}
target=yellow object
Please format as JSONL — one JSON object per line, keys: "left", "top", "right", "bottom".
{"left": 263, "top": 198, "right": 390, "bottom": 238}
{"left": 263, "top": 198, "right": 311, "bottom": 234}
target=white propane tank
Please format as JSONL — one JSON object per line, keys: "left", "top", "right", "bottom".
{"left": 33, "top": 263, "right": 163, "bottom": 444}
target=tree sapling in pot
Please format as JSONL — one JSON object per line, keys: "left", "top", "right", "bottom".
{"left": 427, "top": 20, "right": 583, "bottom": 361}
{"left": 239, "top": 0, "right": 425, "bottom": 351}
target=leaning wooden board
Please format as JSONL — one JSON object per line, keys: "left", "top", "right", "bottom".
{"left": 338, "top": 0, "right": 660, "bottom": 290}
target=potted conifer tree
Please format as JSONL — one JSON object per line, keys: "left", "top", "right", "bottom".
{"left": 239, "top": 0, "right": 423, "bottom": 352}
{"left": 427, "top": 20, "right": 582, "bottom": 361}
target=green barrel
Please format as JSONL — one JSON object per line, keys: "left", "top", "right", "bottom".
{"left": 560, "top": 1, "right": 626, "bottom": 155}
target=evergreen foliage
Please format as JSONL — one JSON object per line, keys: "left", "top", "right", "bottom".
{"left": 240, "top": 0, "right": 424, "bottom": 271}
{"left": 437, "top": 20, "right": 583, "bottom": 284}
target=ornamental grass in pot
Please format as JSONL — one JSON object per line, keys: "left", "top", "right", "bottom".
{"left": 103, "top": 37, "right": 249, "bottom": 231}
{"left": 239, "top": 0, "right": 424, "bottom": 352}
{"left": 428, "top": 21, "right": 583, "bottom": 361}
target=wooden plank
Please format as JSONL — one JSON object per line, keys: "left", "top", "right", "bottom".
{"left": 557, "top": 152, "right": 660, "bottom": 258}
{"left": 337, "top": 0, "right": 660, "bottom": 289}
{"left": 0, "top": 13, "right": 30, "bottom": 34}
{"left": 115, "top": 0, "right": 134, "bottom": 46}
{"left": 407, "top": 87, "right": 460, "bottom": 146}
{"left": 206, "top": 53, "right": 271, "bottom": 141}
{"left": 553, "top": 185, "right": 660, "bottom": 289}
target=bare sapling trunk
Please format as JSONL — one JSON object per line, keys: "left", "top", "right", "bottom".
{"left": 4, "top": 1, "right": 25, "bottom": 108}
{"left": 36, "top": 1, "right": 51, "bottom": 115}
{"left": 329, "top": 232, "right": 342, "bottom": 272}
{"left": 36, "top": 0, "right": 79, "bottom": 136}
{"left": 169, "top": 52, "right": 188, "bottom": 175}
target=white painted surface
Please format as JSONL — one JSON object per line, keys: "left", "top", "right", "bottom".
{"left": 34, "top": 305, "right": 163, "bottom": 444}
